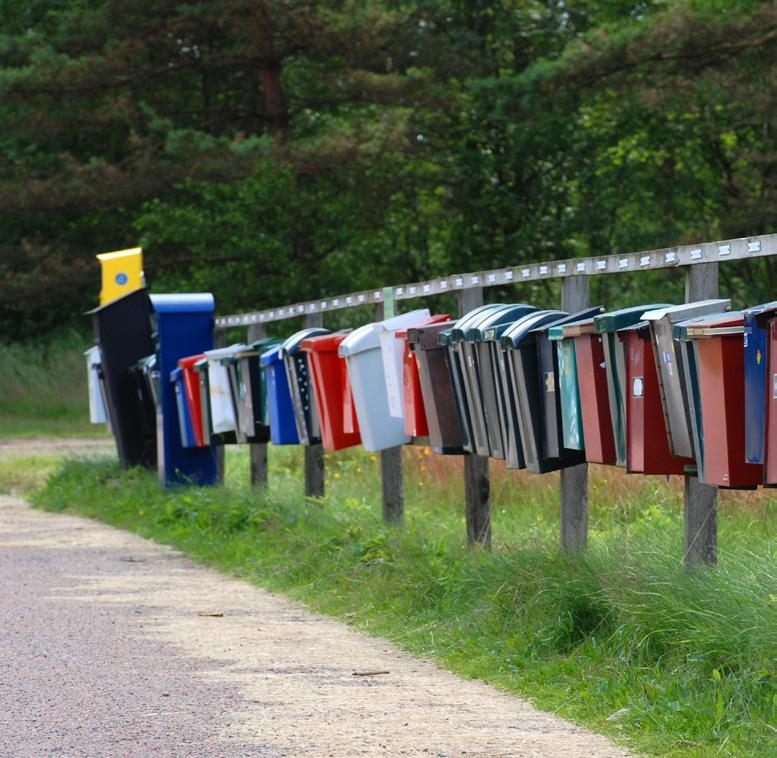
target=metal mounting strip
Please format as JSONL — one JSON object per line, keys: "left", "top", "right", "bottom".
{"left": 214, "top": 233, "right": 777, "bottom": 327}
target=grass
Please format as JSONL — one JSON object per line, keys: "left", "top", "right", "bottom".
{"left": 0, "top": 332, "right": 111, "bottom": 438}
{"left": 20, "top": 445, "right": 777, "bottom": 757}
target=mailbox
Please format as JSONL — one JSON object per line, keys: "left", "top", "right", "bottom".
{"left": 680, "top": 311, "right": 762, "bottom": 488}
{"left": 593, "top": 305, "right": 670, "bottom": 467}
{"left": 281, "top": 328, "right": 329, "bottom": 445}
{"left": 150, "top": 294, "right": 218, "bottom": 486}
{"left": 742, "top": 302, "right": 777, "bottom": 465}
{"left": 496, "top": 310, "right": 567, "bottom": 471}
{"left": 84, "top": 345, "right": 108, "bottom": 426}
{"left": 200, "top": 345, "right": 243, "bottom": 445}
{"left": 170, "top": 367, "right": 197, "bottom": 448}
{"left": 86, "top": 289, "right": 157, "bottom": 469}
{"left": 619, "top": 322, "right": 693, "bottom": 475}
{"left": 467, "top": 304, "right": 537, "bottom": 459}
{"left": 96, "top": 247, "right": 144, "bottom": 306}
{"left": 177, "top": 355, "right": 206, "bottom": 447}
{"left": 301, "top": 332, "right": 361, "bottom": 451}
{"left": 407, "top": 320, "right": 463, "bottom": 454}
{"left": 547, "top": 323, "right": 585, "bottom": 452}
{"left": 642, "top": 300, "right": 730, "bottom": 458}
{"left": 260, "top": 344, "right": 300, "bottom": 445}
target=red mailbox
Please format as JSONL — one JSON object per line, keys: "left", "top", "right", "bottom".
{"left": 685, "top": 312, "right": 762, "bottom": 488}
{"left": 762, "top": 316, "right": 777, "bottom": 484}
{"left": 301, "top": 332, "right": 361, "bottom": 451}
{"left": 619, "top": 325, "right": 692, "bottom": 475}
{"left": 177, "top": 354, "right": 207, "bottom": 447}
{"left": 564, "top": 319, "right": 616, "bottom": 464}
{"left": 395, "top": 314, "right": 450, "bottom": 438}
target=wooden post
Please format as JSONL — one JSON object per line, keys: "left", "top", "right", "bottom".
{"left": 684, "top": 263, "right": 719, "bottom": 566}
{"left": 302, "top": 313, "right": 325, "bottom": 500}
{"left": 560, "top": 276, "right": 589, "bottom": 552}
{"left": 376, "top": 291, "right": 404, "bottom": 524}
{"left": 458, "top": 287, "right": 491, "bottom": 547}
{"left": 247, "top": 323, "right": 268, "bottom": 487}
{"left": 213, "top": 327, "right": 227, "bottom": 484}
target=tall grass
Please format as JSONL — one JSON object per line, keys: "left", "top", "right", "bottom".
{"left": 32, "top": 446, "right": 777, "bottom": 757}
{"left": 0, "top": 331, "right": 107, "bottom": 437}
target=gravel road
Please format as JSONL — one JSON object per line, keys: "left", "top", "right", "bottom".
{"left": 0, "top": 495, "right": 633, "bottom": 757}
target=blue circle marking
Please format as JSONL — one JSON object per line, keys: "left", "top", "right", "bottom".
{"left": 115, "top": 272, "right": 129, "bottom": 286}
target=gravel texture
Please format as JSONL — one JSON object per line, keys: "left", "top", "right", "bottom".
{"left": 0, "top": 495, "right": 634, "bottom": 757}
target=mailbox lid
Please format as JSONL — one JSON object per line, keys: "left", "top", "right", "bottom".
{"left": 594, "top": 303, "right": 671, "bottom": 333}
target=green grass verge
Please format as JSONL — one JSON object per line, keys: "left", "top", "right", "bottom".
{"left": 0, "top": 333, "right": 110, "bottom": 438}
{"left": 24, "top": 447, "right": 777, "bottom": 757}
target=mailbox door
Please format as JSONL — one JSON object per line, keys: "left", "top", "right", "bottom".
{"left": 574, "top": 333, "right": 616, "bottom": 464}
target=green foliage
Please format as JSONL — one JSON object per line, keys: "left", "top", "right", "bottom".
{"left": 3, "top": 0, "right": 777, "bottom": 339}
{"left": 29, "top": 448, "right": 777, "bottom": 757}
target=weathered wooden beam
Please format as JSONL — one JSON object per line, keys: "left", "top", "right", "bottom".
{"left": 560, "top": 276, "right": 589, "bottom": 552}
{"left": 376, "top": 295, "right": 404, "bottom": 524}
{"left": 684, "top": 263, "right": 719, "bottom": 566}
{"left": 458, "top": 287, "right": 491, "bottom": 547}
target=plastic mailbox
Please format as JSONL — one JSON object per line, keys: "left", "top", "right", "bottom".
{"left": 96, "top": 247, "right": 144, "bottom": 306}
{"left": 496, "top": 310, "right": 567, "bottom": 471}
{"left": 376, "top": 309, "right": 432, "bottom": 418}
{"left": 301, "top": 332, "right": 361, "bottom": 451}
{"left": 742, "top": 302, "right": 777, "bottom": 465}
{"left": 619, "top": 322, "right": 693, "bottom": 475}
{"left": 681, "top": 312, "right": 762, "bottom": 488}
{"left": 260, "top": 344, "right": 300, "bottom": 445}
{"left": 763, "top": 313, "right": 777, "bottom": 484}
{"left": 87, "top": 288, "right": 157, "bottom": 469}
{"left": 407, "top": 320, "right": 463, "bottom": 454}
{"left": 467, "top": 304, "right": 537, "bottom": 459}
{"left": 84, "top": 345, "right": 108, "bottom": 425}
{"left": 547, "top": 323, "right": 586, "bottom": 452}
{"left": 281, "top": 328, "right": 329, "bottom": 445}
{"left": 593, "top": 305, "right": 670, "bottom": 467}
{"left": 395, "top": 315, "right": 451, "bottom": 438}
{"left": 193, "top": 358, "right": 219, "bottom": 446}
{"left": 549, "top": 315, "right": 616, "bottom": 464}
{"left": 177, "top": 354, "right": 206, "bottom": 447}
{"left": 340, "top": 311, "right": 431, "bottom": 452}
{"left": 642, "top": 300, "right": 730, "bottom": 458}
{"left": 170, "top": 367, "right": 197, "bottom": 448}
{"left": 151, "top": 294, "right": 217, "bottom": 486}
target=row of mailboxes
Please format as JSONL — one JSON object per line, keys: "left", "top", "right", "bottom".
{"left": 91, "top": 288, "right": 777, "bottom": 492}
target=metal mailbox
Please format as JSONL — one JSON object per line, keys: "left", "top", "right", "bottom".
{"left": 467, "top": 304, "right": 537, "bottom": 459}
{"left": 201, "top": 345, "right": 243, "bottom": 445}
{"left": 86, "top": 288, "right": 157, "bottom": 469}
{"left": 594, "top": 304, "right": 670, "bottom": 467}
{"left": 281, "top": 328, "right": 329, "bottom": 445}
{"left": 151, "top": 294, "right": 218, "bottom": 486}
{"left": 341, "top": 310, "right": 431, "bottom": 451}
{"left": 407, "top": 320, "right": 463, "bottom": 454}
{"left": 742, "top": 302, "right": 777, "bottom": 465}
{"left": 619, "top": 322, "right": 693, "bottom": 475}
{"left": 496, "top": 310, "right": 567, "bottom": 471}
{"left": 260, "top": 344, "right": 300, "bottom": 445}
{"left": 395, "top": 315, "right": 450, "bottom": 438}
{"left": 550, "top": 315, "right": 616, "bottom": 464}
{"left": 547, "top": 323, "right": 585, "bottom": 452}
{"left": 439, "top": 304, "right": 503, "bottom": 452}
{"left": 681, "top": 312, "right": 762, "bottom": 488}
{"left": 301, "top": 332, "right": 361, "bottom": 451}
{"left": 642, "top": 300, "right": 730, "bottom": 458}
{"left": 177, "top": 354, "right": 206, "bottom": 447}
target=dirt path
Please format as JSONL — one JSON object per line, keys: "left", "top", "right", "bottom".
{"left": 0, "top": 436, "right": 115, "bottom": 459}
{"left": 0, "top": 496, "right": 633, "bottom": 757}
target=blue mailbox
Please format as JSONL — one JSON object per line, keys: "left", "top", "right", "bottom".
{"left": 260, "top": 344, "right": 300, "bottom": 445}
{"left": 743, "top": 302, "right": 777, "bottom": 465}
{"left": 171, "top": 367, "right": 197, "bottom": 448}
{"left": 151, "top": 294, "right": 218, "bottom": 486}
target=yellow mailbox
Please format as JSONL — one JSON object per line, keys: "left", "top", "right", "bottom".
{"left": 97, "top": 247, "right": 144, "bottom": 305}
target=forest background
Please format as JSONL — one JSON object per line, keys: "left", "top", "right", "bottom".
{"left": 3, "top": 0, "right": 777, "bottom": 342}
